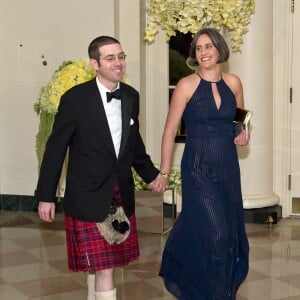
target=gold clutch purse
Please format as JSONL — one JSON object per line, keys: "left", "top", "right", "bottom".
{"left": 234, "top": 107, "right": 253, "bottom": 135}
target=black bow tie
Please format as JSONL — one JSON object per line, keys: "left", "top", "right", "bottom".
{"left": 106, "top": 89, "right": 122, "bottom": 102}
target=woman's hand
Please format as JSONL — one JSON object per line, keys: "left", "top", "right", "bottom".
{"left": 234, "top": 130, "right": 250, "bottom": 146}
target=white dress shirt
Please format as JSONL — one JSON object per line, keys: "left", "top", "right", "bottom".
{"left": 96, "top": 78, "right": 122, "bottom": 157}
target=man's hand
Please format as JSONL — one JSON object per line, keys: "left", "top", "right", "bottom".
{"left": 148, "top": 173, "right": 169, "bottom": 193}
{"left": 38, "top": 202, "right": 56, "bottom": 222}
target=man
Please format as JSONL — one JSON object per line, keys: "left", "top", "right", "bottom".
{"left": 36, "top": 36, "right": 168, "bottom": 300}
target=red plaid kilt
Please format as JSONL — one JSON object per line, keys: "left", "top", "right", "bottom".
{"left": 64, "top": 184, "right": 139, "bottom": 272}
{"left": 65, "top": 214, "right": 139, "bottom": 272}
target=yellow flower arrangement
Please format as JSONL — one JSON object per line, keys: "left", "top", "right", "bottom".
{"left": 144, "top": 0, "right": 255, "bottom": 52}
{"left": 34, "top": 60, "right": 96, "bottom": 115}
{"left": 33, "top": 60, "right": 96, "bottom": 169}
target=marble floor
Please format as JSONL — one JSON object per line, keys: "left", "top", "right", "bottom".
{"left": 1, "top": 192, "right": 300, "bottom": 299}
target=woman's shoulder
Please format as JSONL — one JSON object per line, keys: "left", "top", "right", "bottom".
{"left": 222, "top": 72, "right": 244, "bottom": 104}
{"left": 222, "top": 72, "right": 243, "bottom": 91}
{"left": 173, "top": 73, "right": 200, "bottom": 103}
{"left": 176, "top": 72, "right": 199, "bottom": 89}
{"left": 223, "top": 72, "right": 242, "bottom": 86}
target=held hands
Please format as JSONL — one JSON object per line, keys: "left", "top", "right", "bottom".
{"left": 148, "top": 173, "right": 169, "bottom": 193}
{"left": 234, "top": 130, "right": 250, "bottom": 146}
{"left": 38, "top": 201, "right": 56, "bottom": 222}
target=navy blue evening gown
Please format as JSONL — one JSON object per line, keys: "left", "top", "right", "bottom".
{"left": 159, "top": 77, "right": 249, "bottom": 300}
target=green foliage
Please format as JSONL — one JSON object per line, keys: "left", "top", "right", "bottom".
{"left": 35, "top": 111, "right": 55, "bottom": 170}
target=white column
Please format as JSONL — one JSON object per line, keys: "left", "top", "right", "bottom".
{"left": 114, "top": 0, "right": 167, "bottom": 161}
{"left": 114, "top": 0, "right": 141, "bottom": 91}
{"left": 229, "top": 0, "right": 280, "bottom": 208}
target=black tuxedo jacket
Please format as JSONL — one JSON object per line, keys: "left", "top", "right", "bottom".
{"left": 35, "top": 78, "right": 159, "bottom": 222}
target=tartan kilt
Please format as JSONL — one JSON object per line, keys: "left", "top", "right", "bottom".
{"left": 64, "top": 213, "right": 139, "bottom": 272}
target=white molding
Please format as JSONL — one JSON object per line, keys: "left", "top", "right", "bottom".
{"left": 273, "top": 0, "right": 292, "bottom": 217}
{"left": 144, "top": 30, "right": 169, "bottom": 162}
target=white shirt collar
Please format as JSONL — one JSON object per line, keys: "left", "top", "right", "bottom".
{"left": 95, "top": 77, "right": 120, "bottom": 103}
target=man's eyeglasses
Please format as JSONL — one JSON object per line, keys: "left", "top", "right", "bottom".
{"left": 100, "top": 54, "right": 127, "bottom": 62}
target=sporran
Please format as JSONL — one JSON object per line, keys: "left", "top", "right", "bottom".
{"left": 96, "top": 199, "right": 130, "bottom": 245}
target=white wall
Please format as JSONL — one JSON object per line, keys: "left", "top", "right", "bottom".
{"left": 0, "top": 0, "right": 115, "bottom": 195}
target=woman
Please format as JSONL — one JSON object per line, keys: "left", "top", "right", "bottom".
{"left": 159, "top": 28, "right": 250, "bottom": 299}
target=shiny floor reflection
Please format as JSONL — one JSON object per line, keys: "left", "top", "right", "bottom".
{"left": 1, "top": 194, "right": 300, "bottom": 299}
